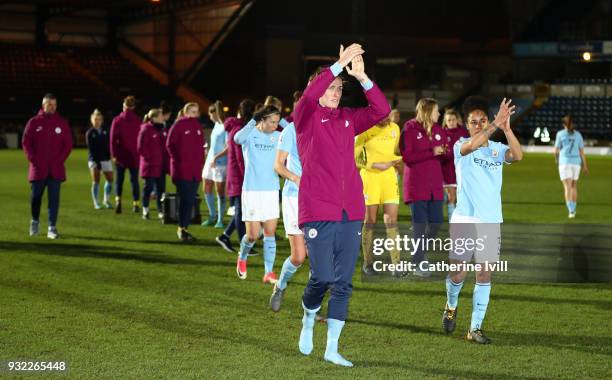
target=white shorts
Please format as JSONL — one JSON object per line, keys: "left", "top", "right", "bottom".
{"left": 559, "top": 164, "right": 580, "bottom": 180}
{"left": 241, "top": 190, "right": 279, "bottom": 222}
{"left": 88, "top": 160, "right": 113, "bottom": 172}
{"left": 449, "top": 213, "right": 501, "bottom": 264}
{"left": 202, "top": 162, "right": 227, "bottom": 183}
{"left": 282, "top": 195, "right": 302, "bottom": 235}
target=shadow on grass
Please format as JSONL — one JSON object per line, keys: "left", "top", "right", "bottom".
{"left": 0, "top": 278, "right": 297, "bottom": 357}
{"left": 353, "top": 285, "right": 612, "bottom": 311}
{"left": 348, "top": 318, "right": 442, "bottom": 336}
{"left": 68, "top": 234, "right": 222, "bottom": 248}
{"left": 356, "top": 359, "right": 548, "bottom": 380}
{"left": 25, "top": 256, "right": 269, "bottom": 311}
{"left": 492, "top": 330, "right": 612, "bottom": 357}
{"left": 503, "top": 200, "right": 612, "bottom": 206}
{"left": 0, "top": 241, "right": 233, "bottom": 267}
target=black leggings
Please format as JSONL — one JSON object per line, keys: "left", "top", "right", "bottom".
{"left": 142, "top": 176, "right": 165, "bottom": 209}
{"left": 116, "top": 165, "right": 139, "bottom": 200}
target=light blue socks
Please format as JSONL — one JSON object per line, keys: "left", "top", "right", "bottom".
{"left": 91, "top": 182, "right": 99, "bottom": 207}
{"left": 446, "top": 277, "right": 464, "bottom": 309}
{"left": 103, "top": 181, "right": 112, "bottom": 203}
{"left": 471, "top": 282, "right": 491, "bottom": 331}
{"left": 205, "top": 193, "right": 216, "bottom": 220}
{"left": 299, "top": 303, "right": 320, "bottom": 355}
{"left": 263, "top": 236, "right": 276, "bottom": 274}
{"left": 324, "top": 318, "right": 353, "bottom": 367}
{"left": 566, "top": 201, "right": 576, "bottom": 213}
{"left": 238, "top": 235, "right": 255, "bottom": 261}
{"left": 277, "top": 257, "right": 300, "bottom": 290}
{"left": 217, "top": 195, "right": 226, "bottom": 224}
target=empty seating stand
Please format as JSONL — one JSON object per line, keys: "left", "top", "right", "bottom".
{"left": 0, "top": 43, "right": 172, "bottom": 138}
{"left": 64, "top": 46, "right": 170, "bottom": 110}
{"left": 519, "top": 95, "right": 612, "bottom": 141}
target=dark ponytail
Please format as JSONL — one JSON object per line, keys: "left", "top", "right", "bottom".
{"left": 253, "top": 105, "right": 281, "bottom": 123}
{"left": 562, "top": 114, "right": 574, "bottom": 134}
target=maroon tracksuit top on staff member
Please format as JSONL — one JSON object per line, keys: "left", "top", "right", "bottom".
{"left": 137, "top": 121, "right": 166, "bottom": 178}
{"left": 400, "top": 119, "right": 446, "bottom": 203}
{"left": 22, "top": 109, "right": 73, "bottom": 182}
{"left": 166, "top": 117, "right": 205, "bottom": 182}
{"left": 224, "top": 117, "right": 246, "bottom": 197}
{"left": 110, "top": 109, "right": 141, "bottom": 169}
{"left": 294, "top": 65, "right": 390, "bottom": 226}
{"left": 441, "top": 125, "right": 469, "bottom": 185}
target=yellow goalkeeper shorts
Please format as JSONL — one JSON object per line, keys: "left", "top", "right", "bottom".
{"left": 360, "top": 167, "right": 400, "bottom": 206}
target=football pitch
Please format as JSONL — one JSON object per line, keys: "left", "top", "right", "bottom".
{"left": 0, "top": 149, "right": 610, "bottom": 379}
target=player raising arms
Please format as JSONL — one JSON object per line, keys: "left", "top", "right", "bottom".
{"left": 442, "top": 96, "right": 521, "bottom": 344}
{"left": 295, "top": 43, "right": 390, "bottom": 367}
{"left": 554, "top": 114, "right": 588, "bottom": 218}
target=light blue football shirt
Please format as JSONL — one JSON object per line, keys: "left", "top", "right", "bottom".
{"left": 277, "top": 122, "right": 302, "bottom": 198}
{"left": 234, "top": 119, "right": 280, "bottom": 191}
{"left": 555, "top": 129, "right": 583, "bottom": 166}
{"left": 453, "top": 137, "right": 510, "bottom": 223}
{"left": 205, "top": 122, "right": 228, "bottom": 166}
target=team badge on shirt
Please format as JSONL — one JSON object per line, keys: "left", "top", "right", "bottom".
{"left": 270, "top": 136, "right": 276, "bottom": 143}
{"left": 55, "top": 127, "right": 62, "bottom": 134}
{"left": 435, "top": 134, "right": 441, "bottom": 141}
{"left": 492, "top": 149, "right": 498, "bottom": 158}
{"left": 417, "top": 132, "right": 423, "bottom": 139}
{"left": 197, "top": 130, "right": 201, "bottom": 135}
{"left": 36, "top": 126, "right": 43, "bottom": 132}
{"left": 345, "top": 120, "right": 350, "bottom": 128}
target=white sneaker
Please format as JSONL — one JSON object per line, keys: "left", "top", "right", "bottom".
{"left": 568, "top": 212, "right": 576, "bottom": 219}
{"left": 47, "top": 226, "right": 59, "bottom": 240}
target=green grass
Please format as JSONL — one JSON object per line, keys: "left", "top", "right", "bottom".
{"left": 0, "top": 149, "right": 610, "bottom": 379}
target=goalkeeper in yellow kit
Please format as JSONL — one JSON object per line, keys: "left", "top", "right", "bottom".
{"left": 355, "top": 114, "right": 403, "bottom": 277}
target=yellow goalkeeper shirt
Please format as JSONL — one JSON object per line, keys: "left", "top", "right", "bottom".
{"left": 354, "top": 122, "right": 402, "bottom": 170}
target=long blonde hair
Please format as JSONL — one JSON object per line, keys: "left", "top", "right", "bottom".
{"left": 143, "top": 108, "right": 162, "bottom": 123}
{"left": 182, "top": 102, "right": 199, "bottom": 118}
{"left": 415, "top": 98, "right": 438, "bottom": 136}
